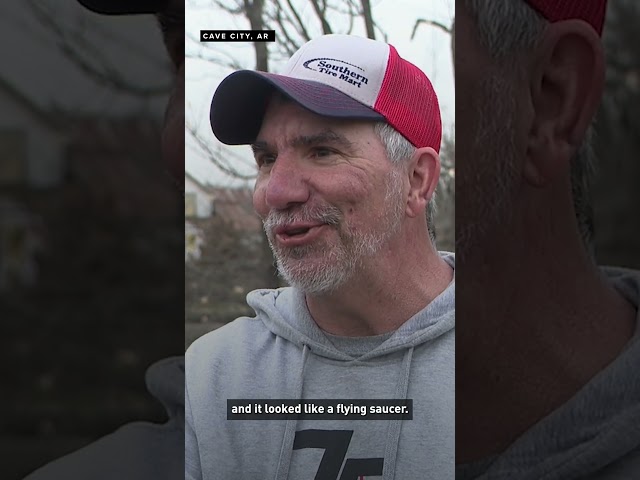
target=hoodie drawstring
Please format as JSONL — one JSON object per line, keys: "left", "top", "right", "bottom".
{"left": 274, "top": 343, "right": 310, "bottom": 480}
{"left": 274, "top": 343, "right": 415, "bottom": 480}
{"left": 382, "top": 346, "right": 415, "bottom": 480}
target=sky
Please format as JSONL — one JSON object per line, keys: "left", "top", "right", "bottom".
{"left": 185, "top": 0, "right": 455, "bottom": 187}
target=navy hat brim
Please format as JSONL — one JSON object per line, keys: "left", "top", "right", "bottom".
{"left": 210, "top": 70, "right": 385, "bottom": 146}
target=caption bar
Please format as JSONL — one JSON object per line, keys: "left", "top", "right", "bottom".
{"left": 200, "top": 30, "right": 276, "bottom": 42}
{"left": 227, "top": 399, "right": 413, "bottom": 420}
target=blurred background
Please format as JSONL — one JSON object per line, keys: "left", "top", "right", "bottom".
{"left": 0, "top": 1, "right": 183, "bottom": 477}
{"left": 593, "top": 0, "right": 640, "bottom": 270}
{"left": 184, "top": 0, "right": 456, "bottom": 347}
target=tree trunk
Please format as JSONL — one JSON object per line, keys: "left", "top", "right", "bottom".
{"left": 361, "top": 0, "right": 375, "bottom": 39}
{"left": 245, "top": 0, "right": 269, "bottom": 71}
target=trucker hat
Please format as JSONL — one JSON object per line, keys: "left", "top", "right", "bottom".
{"left": 77, "top": 0, "right": 166, "bottom": 14}
{"left": 525, "top": 0, "right": 608, "bottom": 35}
{"left": 210, "top": 34, "right": 442, "bottom": 152}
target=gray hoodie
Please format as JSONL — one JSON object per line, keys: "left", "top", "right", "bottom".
{"left": 456, "top": 267, "right": 640, "bottom": 479}
{"left": 185, "top": 253, "right": 455, "bottom": 480}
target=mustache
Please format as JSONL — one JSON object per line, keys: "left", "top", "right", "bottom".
{"left": 263, "top": 203, "right": 342, "bottom": 235}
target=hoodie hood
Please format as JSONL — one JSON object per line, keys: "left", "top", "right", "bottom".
{"left": 458, "top": 266, "right": 640, "bottom": 480}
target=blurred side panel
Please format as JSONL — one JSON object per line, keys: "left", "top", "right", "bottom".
{"left": 455, "top": 0, "right": 640, "bottom": 478}
{"left": 0, "top": 2, "right": 184, "bottom": 478}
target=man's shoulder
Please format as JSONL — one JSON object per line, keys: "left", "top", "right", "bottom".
{"left": 187, "top": 315, "right": 260, "bottom": 360}
{"left": 186, "top": 287, "right": 289, "bottom": 367}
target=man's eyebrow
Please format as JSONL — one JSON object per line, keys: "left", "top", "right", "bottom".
{"left": 251, "top": 141, "right": 271, "bottom": 154}
{"left": 251, "top": 130, "right": 353, "bottom": 152}
{"left": 251, "top": 130, "right": 355, "bottom": 155}
{"left": 291, "top": 130, "right": 354, "bottom": 149}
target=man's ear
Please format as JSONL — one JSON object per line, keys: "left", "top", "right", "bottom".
{"left": 525, "top": 20, "right": 604, "bottom": 187}
{"left": 406, "top": 147, "right": 440, "bottom": 218}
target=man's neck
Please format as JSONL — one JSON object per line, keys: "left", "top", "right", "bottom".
{"left": 456, "top": 194, "right": 637, "bottom": 464}
{"left": 305, "top": 241, "right": 453, "bottom": 337}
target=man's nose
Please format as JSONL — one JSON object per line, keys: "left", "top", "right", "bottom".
{"left": 264, "top": 154, "right": 310, "bottom": 211}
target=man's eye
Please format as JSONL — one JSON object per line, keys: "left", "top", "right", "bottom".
{"left": 258, "top": 154, "right": 276, "bottom": 167}
{"left": 311, "top": 147, "right": 334, "bottom": 158}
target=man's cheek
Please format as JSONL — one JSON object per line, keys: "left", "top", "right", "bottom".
{"left": 252, "top": 183, "right": 268, "bottom": 219}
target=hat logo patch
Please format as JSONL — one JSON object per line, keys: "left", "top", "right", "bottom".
{"left": 303, "top": 58, "right": 369, "bottom": 88}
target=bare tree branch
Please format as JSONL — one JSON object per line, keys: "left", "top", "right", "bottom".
{"left": 285, "top": 0, "right": 312, "bottom": 42}
{"left": 309, "top": 0, "right": 333, "bottom": 34}
{"left": 361, "top": 0, "right": 375, "bottom": 39}
{"left": 266, "top": 0, "right": 303, "bottom": 55}
{"left": 187, "top": 123, "right": 257, "bottom": 180}
{"left": 212, "top": 0, "right": 245, "bottom": 15}
{"left": 186, "top": 32, "right": 245, "bottom": 71}
{"left": 411, "top": 18, "right": 451, "bottom": 40}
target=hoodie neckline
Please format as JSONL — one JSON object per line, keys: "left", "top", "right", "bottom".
{"left": 322, "top": 330, "right": 395, "bottom": 357}
{"left": 246, "top": 251, "right": 455, "bottom": 363}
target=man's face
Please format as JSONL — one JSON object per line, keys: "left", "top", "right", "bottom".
{"left": 157, "top": 0, "right": 184, "bottom": 182}
{"left": 454, "top": 4, "right": 526, "bottom": 260}
{"left": 252, "top": 98, "right": 407, "bottom": 294}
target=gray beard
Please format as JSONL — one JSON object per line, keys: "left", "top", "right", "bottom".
{"left": 263, "top": 168, "right": 406, "bottom": 295}
{"left": 455, "top": 73, "right": 520, "bottom": 264}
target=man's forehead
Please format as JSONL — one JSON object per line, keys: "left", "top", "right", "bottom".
{"left": 253, "top": 127, "right": 357, "bottom": 151}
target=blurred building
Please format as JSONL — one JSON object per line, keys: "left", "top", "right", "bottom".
{"left": 185, "top": 172, "right": 215, "bottom": 218}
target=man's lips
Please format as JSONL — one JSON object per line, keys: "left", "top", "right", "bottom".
{"left": 273, "top": 222, "right": 328, "bottom": 247}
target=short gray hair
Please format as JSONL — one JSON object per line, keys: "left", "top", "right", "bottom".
{"left": 463, "top": 0, "right": 597, "bottom": 252}
{"left": 374, "top": 122, "right": 437, "bottom": 244}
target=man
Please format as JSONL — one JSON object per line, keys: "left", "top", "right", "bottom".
{"left": 23, "top": 1, "right": 185, "bottom": 478}
{"left": 186, "top": 34, "right": 455, "bottom": 480}
{"left": 455, "top": 0, "right": 640, "bottom": 478}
